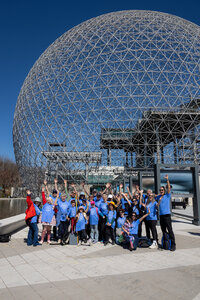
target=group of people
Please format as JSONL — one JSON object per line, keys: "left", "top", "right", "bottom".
{"left": 25, "top": 175, "right": 176, "bottom": 252}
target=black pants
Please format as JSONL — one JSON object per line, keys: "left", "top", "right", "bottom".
{"left": 104, "top": 226, "right": 115, "bottom": 242}
{"left": 58, "top": 220, "right": 69, "bottom": 242}
{"left": 138, "top": 219, "right": 148, "bottom": 238}
{"left": 78, "top": 229, "right": 87, "bottom": 242}
{"left": 160, "top": 214, "right": 176, "bottom": 246}
{"left": 146, "top": 220, "right": 158, "bottom": 241}
{"left": 99, "top": 216, "right": 106, "bottom": 241}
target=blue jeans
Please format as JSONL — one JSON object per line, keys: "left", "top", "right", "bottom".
{"left": 27, "top": 222, "right": 39, "bottom": 246}
{"left": 90, "top": 224, "right": 98, "bottom": 242}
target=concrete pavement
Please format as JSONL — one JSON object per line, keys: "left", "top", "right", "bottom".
{"left": 0, "top": 217, "right": 200, "bottom": 300}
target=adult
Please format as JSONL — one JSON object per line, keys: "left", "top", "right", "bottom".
{"left": 156, "top": 175, "right": 176, "bottom": 251}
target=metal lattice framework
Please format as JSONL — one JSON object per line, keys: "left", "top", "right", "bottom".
{"left": 13, "top": 10, "right": 200, "bottom": 187}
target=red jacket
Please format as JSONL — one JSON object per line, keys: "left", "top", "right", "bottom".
{"left": 25, "top": 195, "right": 36, "bottom": 220}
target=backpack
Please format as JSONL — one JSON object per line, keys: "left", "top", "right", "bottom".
{"left": 90, "top": 207, "right": 99, "bottom": 219}
{"left": 161, "top": 232, "right": 171, "bottom": 250}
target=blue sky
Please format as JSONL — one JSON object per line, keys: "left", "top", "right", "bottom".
{"left": 0, "top": 0, "right": 200, "bottom": 161}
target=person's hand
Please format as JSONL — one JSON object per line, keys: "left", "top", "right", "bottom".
{"left": 120, "top": 183, "right": 123, "bottom": 189}
{"left": 44, "top": 180, "right": 47, "bottom": 186}
{"left": 42, "top": 187, "right": 45, "bottom": 192}
{"left": 106, "top": 183, "right": 110, "bottom": 189}
{"left": 164, "top": 174, "right": 168, "bottom": 181}
{"left": 81, "top": 181, "right": 85, "bottom": 187}
{"left": 54, "top": 178, "right": 58, "bottom": 184}
{"left": 107, "top": 223, "right": 111, "bottom": 226}
{"left": 64, "top": 179, "right": 67, "bottom": 185}
{"left": 26, "top": 190, "right": 31, "bottom": 195}
{"left": 71, "top": 183, "right": 75, "bottom": 188}
{"left": 148, "top": 208, "right": 150, "bottom": 214}
{"left": 103, "top": 216, "right": 105, "bottom": 219}
{"left": 140, "top": 189, "right": 143, "bottom": 195}
{"left": 136, "top": 185, "right": 140, "bottom": 191}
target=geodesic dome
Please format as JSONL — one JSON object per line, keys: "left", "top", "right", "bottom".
{"left": 13, "top": 10, "right": 200, "bottom": 185}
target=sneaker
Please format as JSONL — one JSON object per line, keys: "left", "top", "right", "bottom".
{"left": 149, "top": 241, "right": 157, "bottom": 249}
{"left": 58, "top": 239, "right": 61, "bottom": 244}
{"left": 47, "top": 241, "right": 51, "bottom": 245}
{"left": 39, "top": 241, "right": 43, "bottom": 245}
{"left": 104, "top": 242, "right": 108, "bottom": 246}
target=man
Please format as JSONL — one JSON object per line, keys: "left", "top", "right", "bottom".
{"left": 156, "top": 175, "right": 176, "bottom": 251}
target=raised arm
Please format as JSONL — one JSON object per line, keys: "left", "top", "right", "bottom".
{"left": 121, "top": 192, "right": 131, "bottom": 206}
{"left": 139, "top": 189, "right": 145, "bottom": 207}
{"left": 26, "top": 190, "right": 32, "bottom": 207}
{"left": 42, "top": 186, "right": 47, "bottom": 205}
{"left": 165, "top": 174, "right": 171, "bottom": 194}
{"left": 126, "top": 186, "right": 133, "bottom": 200}
{"left": 44, "top": 180, "right": 50, "bottom": 196}
{"left": 81, "top": 182, "right": 90, "bottom": 198}
{"left": 64, "top": 179, "right": 71, "bottom": 201}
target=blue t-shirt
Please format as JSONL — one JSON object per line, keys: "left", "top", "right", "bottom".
{"left": 57, "top": 199, "right": 69, "bottom": 223}
{"left": 49, "top": 193, "right": 61, "bottom": 205}
{"left": 76, "top": 213, "right": 87, "bottom": 231}
{"left": 31, "top": 204, "right": 41, "bottom": 223}
{"left": 146, "top": 201, "right": 157, "bottom": 221}
{"left": 95, "top": 197, "right": 103, "bottom": 208}
{"left": 117, "top": 216, "right": 126, "bottom": 228}
{"left": 107, "top": 210, "right": 116, "bottom": 229}
{"left": 89, "top": 207, "right": 99, "bottom": 225}
{"left": 132, "top": 205, "right": 139, "bottom": 215}
{"left": 41, "top": 203, "right": 54, "bottom": 223}
{"left": 68, "top": 206, "right": 76, "bottom": 218}
{"left": 157, "top": 193, "right": 171, "bottom": 215}
{"left": 99, "top": 202, "right": 108, "bottom": 216}
{"left": 142, "top": 194, "right": 148, "bottom": 204}
{"left": 129, "top": 219, "right": 140, "bottom": 235}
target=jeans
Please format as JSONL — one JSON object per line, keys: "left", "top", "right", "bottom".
{"left": 90, "top": 224, "right": 98, "bottom": 242}
{"left": 160, "top": 214, "right": 176, "bottom": 247}
{"left": 27, "top": 222, "right": 38, "bottom": 246}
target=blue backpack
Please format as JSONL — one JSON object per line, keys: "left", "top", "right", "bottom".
{"left": 161, "top": 232, "right": 171, "bottom": 250}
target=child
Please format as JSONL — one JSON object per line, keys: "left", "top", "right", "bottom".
{"left": 104, "top": 202, "right": 116, "bottom": 246}
{"left": 76, "top": 206, "right": 88, "bottom": 245}
{"left": 25, "top": 190, "right": 41, "bottom": 247}
{"left": 88, "top": 201, "right": 101, "bottom": 243}
{"left": 67, "top": 199, "right": 77, "bottom": 233}
{"left": 122, "top": 208, "right": 150, "bottom": 251}
{"left": 40, "top": 187, "right": 57, "bottom": 244}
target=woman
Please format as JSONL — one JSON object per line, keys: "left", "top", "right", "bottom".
{"left": 116, "top": 208, "right": 126, "bottom": 244}
{"left": 40, "top": 187, "right": 57, "bottom": 244}
{"left": 99, "top": 193, "right": 108, "bottom": 242}
{"left": 104, "top": 202, "right": 116, "bottom": 246}
{"left": 142, "top": 193, "right": 158, "bottom": 249}
{"left": 122, "top": 209, "right": 150, "bottom": 251}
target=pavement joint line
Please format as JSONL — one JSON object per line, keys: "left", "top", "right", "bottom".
{"left": 0, "top": 247, "right": 200, "bottom": 289}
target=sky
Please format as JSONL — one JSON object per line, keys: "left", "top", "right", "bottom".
{"left": 0, "top": 0, "right": 200, "bottom": 161}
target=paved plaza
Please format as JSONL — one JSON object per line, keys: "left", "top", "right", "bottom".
{"left": 0, "top": 213, "right": 200, "bottom": 300}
